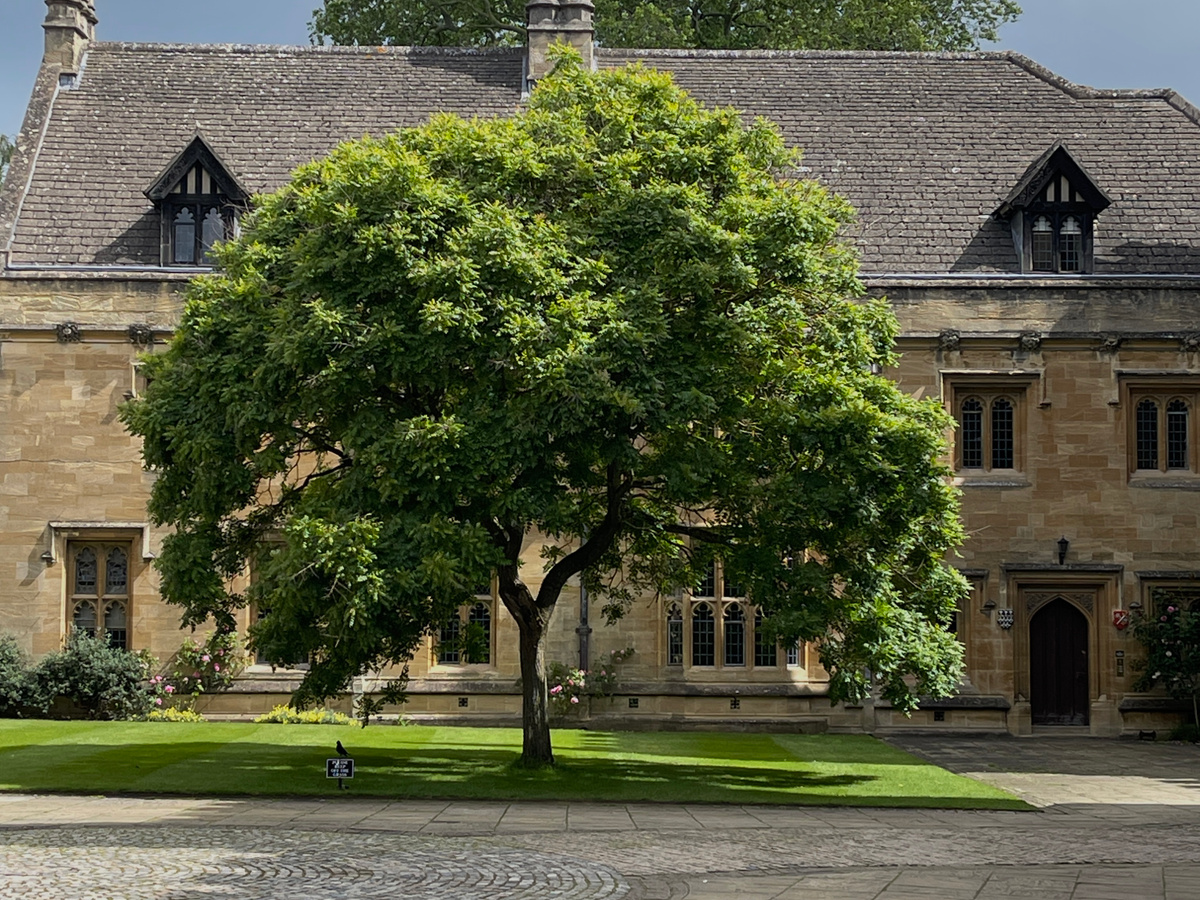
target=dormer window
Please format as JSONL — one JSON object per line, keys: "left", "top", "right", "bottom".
{"left": 995, "top": 143, "right": 1111, "bottom": 275}
{"left": 1031, "top": 213, "right": 1083, "bottom": 273}
{"left": 165, "top": 165, "right": 238, "bottom": 265}
{"left": 145, "top": 134, "right": 248, "bottom": 268}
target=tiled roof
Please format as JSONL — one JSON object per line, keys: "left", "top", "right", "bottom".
{"left": 4, "top": 43, "right": 1200, "bottom": 274}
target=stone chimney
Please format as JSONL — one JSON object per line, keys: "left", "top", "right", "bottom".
{"left": 43, "top": 0, "right": 97, "bottom": 74}
{"left": 526, "top": 0, "right": 594, "bottom": 87}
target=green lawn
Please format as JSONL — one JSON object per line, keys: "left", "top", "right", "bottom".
{"left": 0, "top": 721, "right": 1027, "bottom": 808}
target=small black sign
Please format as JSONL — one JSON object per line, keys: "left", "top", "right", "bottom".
{"left": 326, "top": 758, "right": 355, "bottom": 779}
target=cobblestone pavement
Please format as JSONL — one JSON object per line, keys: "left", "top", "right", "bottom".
{"left": 1, "top": 737, "right": 1198, "bottom": 899}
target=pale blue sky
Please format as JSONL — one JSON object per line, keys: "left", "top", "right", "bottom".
{"left": 2, "top": 1, "right": 1199, "bottom": 140}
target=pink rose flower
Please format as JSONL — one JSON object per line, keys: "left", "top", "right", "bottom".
{"left": 550, "top": 685, "right": 562, "bottom": 695}
{"left": 570, "top": 696, "right": 579, "bottom": 704}
{"left": 201, "top": 655, "right": 211, "bottom": 663}
{"left": 164, "top": 685, "right": 175, "bottom": 694}
{"left": 213, "top": 664, "right": 220, "bottom": 672}
{"left": 155, "top": 698, "right": 163, "bottom": 706}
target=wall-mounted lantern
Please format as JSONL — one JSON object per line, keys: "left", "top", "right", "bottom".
{"left": 1057, "top": 536, "right": 1070, "bottom": 566}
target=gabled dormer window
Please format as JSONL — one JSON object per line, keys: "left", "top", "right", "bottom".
{"left": 145, "top": 134, "right": 248, "bottom": 268}
{"left": 995, "top": 143, "right": 1111, "bottom": 275}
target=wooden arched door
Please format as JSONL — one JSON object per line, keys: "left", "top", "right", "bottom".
{"left": 1030, "top": 597, "right": 1090, "bottom": 726}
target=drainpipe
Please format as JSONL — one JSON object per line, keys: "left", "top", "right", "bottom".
{"left": 577, "top": 578, "right": 591, "bottom": 671}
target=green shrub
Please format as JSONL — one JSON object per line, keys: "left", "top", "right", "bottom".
{"left": 253, "top": 704, "right": 360, "bottom": 726}
{"left": 142, "top": 706, "right": 207, "bottom": 722}
{"left": 0, "top": 635, "right": 33, "bottom": 716}
{"left": 548, "top": 648, "right": 634, "bottom": 717}
{"left": 150, "top": 630, "right": 244, "bottom": 711}
{"left": 30, "top": 631, "right": 155, "bottom": 720}
{"left": 1133, "top": 601, "right": 1200, "bottom": 731}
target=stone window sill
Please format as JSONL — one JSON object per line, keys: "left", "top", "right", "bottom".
{"left": 953, "top": 473, "right": 1030, "bottom": 488}
{"left": 1129, "top": 474, "right": 1200, "bottom": 490}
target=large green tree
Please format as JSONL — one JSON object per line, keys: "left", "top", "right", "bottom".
{"left": 122, "top": 57, "right": 966, "bottom": 766}
{"left": 309, "top": 0, "right": 1020, "bottom": 50}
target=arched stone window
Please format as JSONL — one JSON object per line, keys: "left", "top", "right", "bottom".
{"left": 70, "top": 543, "right": 132, "bottom": 649}
{"left": 691, "top": 603, "right": 715, "bottom": 667}
{"left": 1031, "top": 215, "right": 1054, "bottom": 272}
{"left": 1137, "top": 398, "right": 1160, "bottom": 470}
{"left": 753, "top": 608, "right": 776, "bottom": 667}
{"left": 723, "top": 603, "right": 745, "bottom": 667}
{"left": 438, "top": 616, "right": 461, "bottom": 664}
{"left": 104, "top": 601, "right": 128, "bottom": 650}
{"left": 667, "top": 604, "right": 683, "bottom": 666}
{"left": 72, "top": 599, "right": 97, "bottom": 637}
{"left": 468, "top": 601, "right": 491, "bottom": 665}
{"left": 106, "top": 548, "right": 128, "bottom": 595}
{"left": 172, "top": 208, "right": 197, "bottom": 264}
{"left": 1060, "top": 215, "right": 1082, "bottom": 271}
{"left": 74, "top": 547, "right": 97, "bottom": 595}
{"left": 1167, "top": 399, "right": 1190, "bottom": 470}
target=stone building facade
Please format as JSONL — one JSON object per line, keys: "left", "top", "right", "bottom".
{"left": 2, "top": 0, "right": 1198, "bottom": 734}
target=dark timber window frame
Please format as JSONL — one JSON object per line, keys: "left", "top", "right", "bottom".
{"left": 435, "top": 583, "right": 496, "bottom": 668}
{"left": 69, "top": 542, "right": 132, "bottom": 651}
{"left": 144, "top": 134, "right": 248, "bottom": 268}
{"left": 680, "top": 557, "right": 786, "bottom": 671}
{"left": 946, "top": 375, "right": 1036, "bottom": 477}
{"left": 1123, "top": 379, "right": 1200, "bottom": 478}
{"left": 995, "top": 142, "right": 1111, "bottom": 275}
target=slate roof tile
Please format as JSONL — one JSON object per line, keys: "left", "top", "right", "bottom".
{"left": 6, "top": 44, "right": 1200, "bottom": 274}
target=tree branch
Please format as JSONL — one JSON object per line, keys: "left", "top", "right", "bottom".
{"left": 535, "top": 462, "right": 632, "bottom": 609}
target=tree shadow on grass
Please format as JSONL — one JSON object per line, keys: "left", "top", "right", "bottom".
{"left": 0, "top": 740, "right": 1024, "bottom": 808}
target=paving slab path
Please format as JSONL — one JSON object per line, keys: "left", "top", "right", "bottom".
{"left": 1, "top": 735, "right": 1198, "bottom": 899}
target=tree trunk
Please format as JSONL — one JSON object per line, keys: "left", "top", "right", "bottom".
{"left": 516, "top": 607, "right": 554, "bottom": 767}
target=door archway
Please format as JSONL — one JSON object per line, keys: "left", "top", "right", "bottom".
{"left": 1029, "top": 597, "right": 1090, "bottom": 726}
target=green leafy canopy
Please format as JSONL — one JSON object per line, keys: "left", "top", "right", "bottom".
{"left": 122, "top": 57, "right": 966, "bottom": 736}
{"left": 309, "top": 0, "right": 1021, "bottom": 51}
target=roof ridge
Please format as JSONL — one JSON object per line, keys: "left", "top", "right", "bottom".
{"left": 91, "top": 41, "right": 524, "bottom": 57}
{"left": 599, "top": 47, "right": 1200, "bottom": 125}
{"left": 998, "top": 52, "right": 1200, "bottom": 125}
{"left": 598, "top": 47, "right": 1013, "bottom": 60}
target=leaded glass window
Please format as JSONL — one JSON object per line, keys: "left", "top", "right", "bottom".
{"left": 667, "top": 604, "right": 684, "bottom": 666}
{"left": 723, "top": 603, "right": 745, "bottom": 667}
{"left": 1167, "top": 400, "right": 1189, "bottom": 470}
{"left": 695, "top": 560, "right": 716, "bottom": 598}
{"left": 960, "top": 398, "right": 983, "bottom": 468}
{"left": 691, "top": 603, "right": 715, "bottom": 667}
{"left": 172, "top": 208, "right": 196, "bottom": 264}
{"left": 786, "top": 641, "right": 803, "bottom": 668}
{"left": 1059, "top": 216, "right": 1082, "bottom": 272}
{"left": 438, "top": 617, "right": 461, "bottom": 664}
{"left": 104, "top": 601, "right": 128, "bottom": 650}
{"left": 72, "top": 599, "right": 97, "bottom": 637}
{"left": 957, "top": 389, "right": 1024, "bottom": 473}
{"left": 991, "top": 398, "right": 1014, "bottom": 469}
{"left": 753, "top": 609, "right": 776, "bottom": 667}
{"left": 1137, "top": 399, "right": 1160, "bottom": 470}
{"left": 74, "top": 548, "right": 97, "bottom": 594}
{"left": 106, "top": 548, "right": 128, "bottom": 595}
{"left": 467, "top": 602, "right": 491, "bottom": 664}
{"left": 70, "top": 542, "right": 132, "bottom": 649}
{"left": 201, "top": 207, "right": 225, "bottom": 263}
{"left": 1031, "top": 216, "right": 1054, "bottom": 272}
